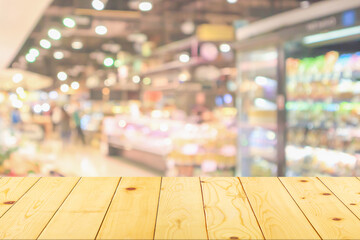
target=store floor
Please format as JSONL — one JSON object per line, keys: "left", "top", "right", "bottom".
{"left": 33, "top": 139, "right": 159, "bottom": 177}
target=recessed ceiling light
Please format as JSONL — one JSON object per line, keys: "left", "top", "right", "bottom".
{"left": 227, "top": 0, "right": 237, "bottom": 3}
{"left": 72, "top": 41, "right": 83, "bottom": 49}
{"left": 25, "top": 53, "right": 36, "bottom": 63}
{"left": 53, "top": 51, "right": 64, "bottom": 60}
{"left": 29, "top": 48, "right": 40, "bottom": 57}
{"left": 48, "top": 28, "right": 61, "bottom": 40}
{"left": 92, "top": 0, "right": 105, "bottom": 10}
{"left": 132, "top": 75, "right": 141, "bottom": 84}
{"left": 219, "top": 43, "right": 231, "bottom": 53}
{"left": 57, "top": 71, "right": 68, "bottom": 81}
{"left": 139, "top": 1, "right": 152, "bottom": 12}
{"left": 63, "top": 17, "right": 76, "bottom": 28}
{"left": 103, "top": 57, "right": 114, "bottom": 67}
{"left": 95, "top": 25, "right": 108, "bottom": 35}
{"left": 40, "top": 39, "right": 51, "bottom": 49}
{"left": 179, "top": 53, "right": 190, "bottom": 63}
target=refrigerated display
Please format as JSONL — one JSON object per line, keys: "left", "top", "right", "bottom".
{"left": 236, "top": 48, "right": 279, "bottom": 176}
{"left": 234, "top": 1, "right": 360, "bottom": 176}
{"left": 285, "top": 49, "right": 360, "bottom": 176}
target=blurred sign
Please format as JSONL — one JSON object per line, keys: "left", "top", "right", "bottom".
{"left": 196, "top": 24, "right": 234, "bottom": 41}
{"left": 342, "top": 10, "right": 356, "bottom": 26}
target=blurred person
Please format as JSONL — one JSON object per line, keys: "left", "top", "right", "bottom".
{"left": 59, "top": 107, "right": 71, "bottom": 147}
{"left": 10, "top": 108, "right": 21, "bottom": 130}
{"left": 51, "top": 104, "right": 62, "bottom": 132}
{"left": 191, "top": 92, "right": 208, "bottom": 124}
{"left": 72, "top": 108, "right": 85, "bottom": 145}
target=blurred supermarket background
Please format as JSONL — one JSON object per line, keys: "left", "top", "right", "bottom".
{"left": 0, "top": 0, "right": 359, "bottom": 177}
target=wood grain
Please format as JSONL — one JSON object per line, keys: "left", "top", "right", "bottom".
{"left": 319, "top": 177, "right": 360, "bottom": 219}
{"left": 154, "top": 177, "right": 208, "bottom": 240}
{"left": 201, "top": 177, "right": 263, "bottom": 240}
{"left": 97, "top": 177, "right": 161, "bottom": 239}
{"left": 241, "top": 177, "right": 320, "bottom": 239}
{"left": 0, "top": 177, "right": 79, "bottom": 239}
{"left": 280, "top": 177, "right": 360, "bottom": 239}
{"left": 38, "top": 177, "right": 120, "bottom": 240}
{"left": 0, "top": 177, "right": 39, "bottom": 217}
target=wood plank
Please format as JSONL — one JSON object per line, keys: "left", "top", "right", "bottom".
{"left": 154, "top": 177, "right": 208, "bottom": 239}
{"left": 38, "top": 177, "right": 120, "bottom": 240}
{"left": 240, "top": 177, "right": 320, "bottom": 239}
{"left": 201, "top": 177, "right": 263, "bottom": 240}
{"left": 319, "top": 177, "right": 360, "bottom": 219}
{"left": 97, "top": 177, "right": 161, "bottom": 239}
{"left": 0, "top": 177, "right": 39, "bottom": 217}
{"left": 280, "top": 177, "right": 360, "bottom": 239}
{"left": 0, "top": 177, "right": 79, "bottom": 239}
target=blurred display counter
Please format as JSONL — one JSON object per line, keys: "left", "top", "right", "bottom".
{"left": 102, "top": 112, "right": 237, "bottom": 176}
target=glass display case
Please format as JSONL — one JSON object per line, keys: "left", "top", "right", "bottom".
{"left": 235, "top": 4, "right": 360, "bottom": 176}
{"left": 236, "top": 47, "right": 279, "bottom": 176}
{"left": 285, "top": 42, "right": 360, "bottom": 176}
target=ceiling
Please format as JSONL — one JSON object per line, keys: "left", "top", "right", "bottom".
{"left": 8, "top": 0, "right": 320, "bottom": 91}
{"left": 0, "top": 0, "right": 52, "bottom": 70}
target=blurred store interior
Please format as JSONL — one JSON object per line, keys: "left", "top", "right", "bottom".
{"left": 0, "top": 0, "right": 360, "bottom": 177}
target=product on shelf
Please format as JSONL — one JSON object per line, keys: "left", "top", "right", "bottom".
{"left": 286, "top": 50, "right": 360, "bottom": 176}
{"left": 103, "top": 108, "right": 237, "bottom": 177}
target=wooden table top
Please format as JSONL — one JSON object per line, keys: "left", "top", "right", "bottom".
{"left": 0, "top": 177, "right": 359, "bottom": 239}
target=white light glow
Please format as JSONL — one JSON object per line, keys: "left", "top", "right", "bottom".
{"left": 16, "top": 87, "right": 24, "bottom": 95}
{"left": 139, "top": 1, "right": 152, "bottom": 11}
{"left": 132, "top": 75, "right": 141, "bottom": 84}
{"left": 95, "top": 25, "right": 107, "bottom": 35}
{"left": 12, "top": 73, "right": 23, "bottom": 83}
{"left": 29, "top": 48, "right": 40, "bottom": 57}
{"left": 41, "top": 103, "right": 50, "bottom": 112}
{"left": 303, "top": 25, "right": 360, "bottom": 45}
{"left": 40, "top": 39, "right": 51, "bottom": 49}
{"left": 63, "top": 17, "right": 76, "bottom": 28}
{"left": 104, "top": 57, "right": 114, "bottom": 67}
{"left": 72, "top": 41, "right": 83, "bottom": 49}
{"left": 12, "top": 99, "right": 23, "bottom": 109}
{"left": 48, "top": 28, "right": 61, "bottom": 40}
{"left": 33, "top": 104, "right": 42, "bottom": 113}
{"left": 92, "top": 0, "right": 105, "bottom": 10}
{"left": 25, "top": 53, "right": 36, "bottom": 63}
{"left": 9, "top": 94, "right": 18, "bottom": 102}
{"left": 57, "top": 71, "right": 68, "bottom": 81}
{"left": 179, "top": 53, "right": 190, "bottom": 63}
{"left": 227, "top": 0, "right": 237, "bottom": 3}
{"left": 219, "top": 43, "right": 231, "bottom": 53}
{"left": 71, "top": 81, "right": 80, "bottom": 90}
{"left": 60, "top": 84, "right": 69, "bottom": 93}
{"left": 49, "top": 91, "right": 58, "bottom": 99}
{"left": 53, "top": 51, "right": 64, "bottom": 60}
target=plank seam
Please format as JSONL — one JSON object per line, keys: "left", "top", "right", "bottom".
{"left": 199, "top": 177, "right": 209, "bottom": 240}
{"left": 0, "top": 177, "right": 41, "bottom": 219}
{"left": 317, "top": 177, "right": 360, "bottom": 221}
{"left": 278, "top": 178, "right": 323, "bottom": 240}
{"left": 94, "top": 177, "right": 122, "bottom": 240}
{"left": 237, "top": 177, "right": 266, "bottom": 240}
{"left": 36, "top": 177, "right": 82, "bottom": 239}
{"left": 152, "top": 176, "right": 163, "bottom": 240}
